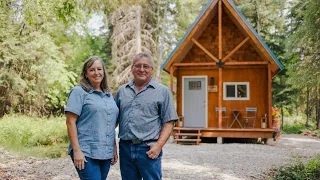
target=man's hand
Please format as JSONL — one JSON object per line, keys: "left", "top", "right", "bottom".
{"left": 73, "top": 150, "right": 87, "bottom": 170}
{"left": 146, "top": 142, "right": 161, "bottom": 159}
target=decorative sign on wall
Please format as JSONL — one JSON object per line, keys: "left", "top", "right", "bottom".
{"left": 208, "top": 85, "right": 218, "bottom": 92}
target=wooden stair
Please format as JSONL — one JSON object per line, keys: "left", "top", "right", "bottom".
{"left": 174, "top": 127, "right": 202, "bottom": 145}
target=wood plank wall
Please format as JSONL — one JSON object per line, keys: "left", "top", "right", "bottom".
{"left": 177, "top": 68, "right": 268, "bottom": 128}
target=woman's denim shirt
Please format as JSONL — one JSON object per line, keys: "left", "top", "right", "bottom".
{"left": 65, "top": 86, "right": 119, "bottom": 160}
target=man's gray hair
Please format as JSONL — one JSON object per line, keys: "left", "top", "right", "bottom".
{"left": 132, "top": 52, "right": 154, "bottom": 67}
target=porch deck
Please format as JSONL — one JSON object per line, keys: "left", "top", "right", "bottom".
{"left": 174, "top": 116, "right": 274, "bottom": 139}
{"left": 173, "top": 127, "right": 274, "bottom": 139}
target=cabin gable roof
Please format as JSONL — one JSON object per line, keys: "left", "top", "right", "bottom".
{"left": 161, "top": 0, "right": 284, "bottom": 76}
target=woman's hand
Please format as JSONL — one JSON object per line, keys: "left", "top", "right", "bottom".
{"left": 111, "top": 145, "right": 118, "bottom": 165}
{"left": 73, "top": 150, "right": 87, "bottom": 170}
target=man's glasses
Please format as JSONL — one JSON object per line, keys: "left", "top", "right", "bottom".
{"left": 133, "top": 64, "right": 153, "bottom": 70}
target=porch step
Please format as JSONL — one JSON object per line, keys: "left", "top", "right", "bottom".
{"left": 174, "top": 127, "right": 202, "bottom": 131}
{"left": 174, "top": 127, "right": 202, "bottom": 145}
{"left": 175, "top": 139, "right": 202, "bottom": 142}
{"left": 175, "top": 133, "right": 202, "bottom": 136}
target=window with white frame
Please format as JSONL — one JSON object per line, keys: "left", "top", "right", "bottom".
{"left": 223, "top": 82, "right": 250, "bottom": 100}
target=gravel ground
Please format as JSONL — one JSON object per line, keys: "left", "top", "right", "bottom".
{"left": 0, "top": 134, "right": 319, "bottom": 180}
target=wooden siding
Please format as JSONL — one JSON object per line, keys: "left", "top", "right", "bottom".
{"left": 177, "top": 67, "right": 268, "bottom": 129}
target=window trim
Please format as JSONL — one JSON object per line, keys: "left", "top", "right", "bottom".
{"left": 223, "top": 82, "right": 250, "bottom": 100}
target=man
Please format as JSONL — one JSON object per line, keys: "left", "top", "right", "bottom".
{"left": 115, "top": 52, "right": 178, "bottom": 180}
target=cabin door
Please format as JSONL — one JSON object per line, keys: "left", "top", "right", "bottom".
{"left": 182, "top": 76, "right": 207, "bottom": 128}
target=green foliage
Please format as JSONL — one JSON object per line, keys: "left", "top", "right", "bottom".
{"left": 273, "top": 155, "right": 320, "bottom": 180}
{"left": 66, "top": 33, "right": 111, "bottom": 73}
{"left": 0, "top": 115, "right": 68, "bottom": 148}
{"left": 175, "top": 0, "right": 209, "bottom": 37}
{"left": 282, "top": 123, "right": 306, "bottom": 134}
{"left": 0, "top": 0, "right": 112, "bottom": 117}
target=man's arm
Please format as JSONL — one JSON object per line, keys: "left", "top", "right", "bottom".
{"left": 146, "top": 120, "right": 174, "bottom": 159}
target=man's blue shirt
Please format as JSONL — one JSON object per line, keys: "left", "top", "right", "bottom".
{"left": 115, "top": 79, "right": 178, "bottom": 141}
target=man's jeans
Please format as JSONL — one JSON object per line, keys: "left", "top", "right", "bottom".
{"left": 70, "top": 150, "right": 111, "bottom": 180}
{"left": 119, "top": 140, "right": 162, "bottom": 180}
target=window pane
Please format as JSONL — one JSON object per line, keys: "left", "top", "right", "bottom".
{"left": 237, "top": 85, "right": 247, "bottom": 97}
{"left": 226, "top": 85, "right": 235, "bottom": 97}
{"left": 189, "top": 81, "right": 201, "bottom": 90}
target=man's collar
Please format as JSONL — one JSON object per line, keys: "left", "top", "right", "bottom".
{"left": 148, "top": 78, "right": 157, "bottom": 88}
{"left": 126, "top": 78, "right": 157, "bottom": 89}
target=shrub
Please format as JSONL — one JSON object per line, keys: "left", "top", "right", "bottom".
{"left": 282, "top": 123, "right": 306, "bottom": 134}
{"left": 274, "top": 155, "right": 320, "bottom": 180}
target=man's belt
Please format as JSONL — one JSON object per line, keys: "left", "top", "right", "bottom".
{"left": 120, "top": 138, "right": 157, "bottom": 145}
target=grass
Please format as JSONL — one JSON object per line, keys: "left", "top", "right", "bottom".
{"left": 0, "top": 114, "right": 69, "bottom": 158}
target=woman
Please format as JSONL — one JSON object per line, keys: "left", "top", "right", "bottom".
{"left": 65, "top": 56, "right": 119, "bottom": 180}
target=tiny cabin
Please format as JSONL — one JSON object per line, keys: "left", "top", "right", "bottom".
{"left": 162, "top": 0, "right": 283, "bottom": 144}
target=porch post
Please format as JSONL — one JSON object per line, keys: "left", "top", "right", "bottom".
{"left": 218, "top": 68, "right": 223, "bottom": 129}
{"left": 268, "top": 63, "right": 272, "bottom": 128}
{"left": 218, "top": 0, "right": 223, "bottom": 129}
{"left": 170, "top": 65, "right": 174, "bottom": 94}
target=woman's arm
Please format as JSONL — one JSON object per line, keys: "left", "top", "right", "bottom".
{"left": 66, "top": 112, "right": 87, "bottom": 170}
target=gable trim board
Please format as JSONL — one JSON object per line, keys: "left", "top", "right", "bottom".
{"left": 161, "top": 0, "right": 284, "bottom": 76}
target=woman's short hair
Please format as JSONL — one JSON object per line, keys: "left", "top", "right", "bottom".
{"left": 79, "top": 56, "right": 109, "bottom": 92}
{"left": 132, "top": 52, "right": 154, "bottom": 67}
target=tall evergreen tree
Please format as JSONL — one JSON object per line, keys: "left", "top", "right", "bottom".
{"left": 286, "top": 0, "right": 320, "bottom": 128}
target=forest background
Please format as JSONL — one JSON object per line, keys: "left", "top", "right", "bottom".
{"left": 0, "top": 0, "right": 319, "bottom": 157}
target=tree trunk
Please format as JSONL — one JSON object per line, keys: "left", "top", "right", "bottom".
{"left": 256, "top": 0, "right": 261, "bottom": 35}
{"left": 306, "top": 87, "right": 310, "bottom": 127}
{"left": 156, "top": 1, "right": 168, "bottom": 82}
{"left": 136, "top": 6, "right": 142, "bottom": 54}
{"left": 155, "top": 3, "right": 161, "bottom": 82}
{"left": 281, "top": 105, "right": 284, "bottom": 130}
{"left": 317, "top": 87, "right": 320, "bottom": 129}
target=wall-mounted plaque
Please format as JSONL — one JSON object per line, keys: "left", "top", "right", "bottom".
{"left": 208, "top": 85, "right": 218, "bottom": 92}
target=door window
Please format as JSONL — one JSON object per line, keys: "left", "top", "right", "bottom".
{"left": 189, "top": 81, "right": 201, "bottom": 90}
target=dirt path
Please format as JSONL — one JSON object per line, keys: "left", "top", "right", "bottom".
{"left": 0, "top": 134, "right": 319, "bottom": 180}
